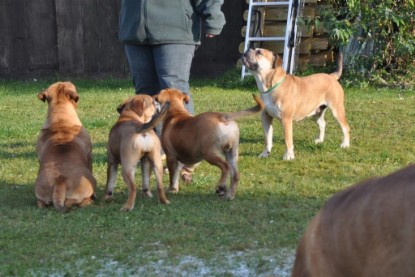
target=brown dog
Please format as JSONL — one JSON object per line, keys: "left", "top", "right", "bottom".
{"left": 154, "top": 88, "right": 264, "bottom": 199}
{"left": 291, "top": 165, "right": 415, "bottom": 277}
{"left": 242, "top": 48, "right": 350, "bottom": 160}
{"left": 35, "top": 82, "right": 96, "bottom": 212}
{"left": 104, "top": 95, "right": 170, "bottom": 211}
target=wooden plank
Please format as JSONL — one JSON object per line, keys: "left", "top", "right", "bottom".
{"left": 97, "top": 0, "right": 126, "bottom": 74}
{"left": 55, "top": 0, "right": 84, "bottom": 74}
{"left": 311, "top": 37, "right": 329, "bottom": 50}
{"left": 1, "top": 0, "right": 28, "bottom": 73}
{"left": 27, "top": 0, "right": 58, "bottom": 71}
{"left": 0, "top": 0, "right": 13, "bottom": 74}
{"left": 309, "top": 50, "right": 333, "bottom": 66}
{"left": 81, "top": 0, "right": 100, "bottom": 74}
{"left": 263, "top": 6, "right": 315, "bottom": 21}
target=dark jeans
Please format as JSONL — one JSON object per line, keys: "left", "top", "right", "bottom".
{"left": 124, "top": 43, "right": 196, "bottom": 114}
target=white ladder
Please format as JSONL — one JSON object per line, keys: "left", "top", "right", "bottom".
{"left": 241, "top": 0, "right": 300, "bottom": 79}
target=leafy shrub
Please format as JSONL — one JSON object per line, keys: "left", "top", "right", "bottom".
{"left": 303, "top": 0, "right": 415, "bottom": 87}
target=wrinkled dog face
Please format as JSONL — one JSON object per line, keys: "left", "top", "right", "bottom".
{"left": 242, "top": 48, "right": 276, "bottom": 73}
{"left": 154, "top": 88, "right": 189, "bottom": 109}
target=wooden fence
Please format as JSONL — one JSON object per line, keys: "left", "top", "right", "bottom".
{"left": 0, "top": 0, "right": 247, "bottom": 79}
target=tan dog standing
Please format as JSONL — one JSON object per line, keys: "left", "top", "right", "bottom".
{"left": 154, "top": 88, "right": 264, "bottom": 199}
{"left": 35, "top": 82, "right": 96, "bottom": 212}
{"left": 242, "top": 48, "right": 350, "bottom": 160}
{"left": 291, "top": 164, "right": 415, "bottom": 277}
{"left": 104, "top": 95, "right": 170, "bottom": 211}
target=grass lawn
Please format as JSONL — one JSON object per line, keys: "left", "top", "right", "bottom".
{"left": 0, "top": 72, "right": 414, "bottom": 276}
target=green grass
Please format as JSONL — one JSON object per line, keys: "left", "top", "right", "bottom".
{"left": 0, "top": 73, "right": 414, "bottom": 276}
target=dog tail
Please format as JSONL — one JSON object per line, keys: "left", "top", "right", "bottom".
{"left": 330, "top": 51, "right": 343, "bottom": 80}
{"left": 227, "top": 94, "right": 265, "bottom": 120}
{"left": 53, "top": 176, "right": 68, "bottom": 212}
{"left": 136, "top": 102, "right": 170, "bottom": 133}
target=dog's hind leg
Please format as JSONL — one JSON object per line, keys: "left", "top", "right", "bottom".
{"left": 167, "top": 157, "right": 182, "bottom": 193}
{"left": 121, "top": 164, "right": 137, "bottom": 211}
{"left": 148, "top": 155, "right": 170, "bottom": 204}
{"left": 315, "top": 108, "right": 327, "bottom": 144}
{"left": 224, "top": 147, "right": 240, "bottom": 200}
{"left": 330, "top": 105, "right": 350, "bottom": 148}
{"left": 140, "top": 157, "right": 153, "bottom": 198}
{"left": 204, "top": 152, "right": 231, "bottom": 197}
{"left": 104, "top": 162, "right": 119, "bottom": 201}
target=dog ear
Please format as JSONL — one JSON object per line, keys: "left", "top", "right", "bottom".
{"left": 183, "top": 94, "right": 190, "bottom": 104}
{"left": 37, "top": 91, "right": 48, "bottom": 102}
{"left": 65, "top": 89, "right": 79, "bottom": 103}
{"left": 273, "top": 53, "right": 283, "bottom": 69}
{"left": 137, "top": 98, "right": 146, "bottom": 117}
{"left": 117, "top": 97, "right": 131, "bottom": 114}
{"left": 128, "top": 97, "right": 145, "bottom": 117}
{"left": 116, "top": 102, "right": 126, "bottom": 114}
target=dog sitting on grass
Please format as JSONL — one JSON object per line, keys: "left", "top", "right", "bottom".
{"left": 35, "top": 82, "right": 96, "bottom": 212}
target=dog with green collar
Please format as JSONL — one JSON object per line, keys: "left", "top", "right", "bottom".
{"left": 242, "top": 48, "right": 350, "bottom": 160}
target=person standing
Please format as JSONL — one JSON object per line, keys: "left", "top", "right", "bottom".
{"left": 118, "top": 0, "right": 226, "bottom": 114}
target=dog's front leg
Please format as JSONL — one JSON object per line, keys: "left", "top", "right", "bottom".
{"left": 259, "top": 111, "right": 274, "bottom": 158}
{"left": 282, "top": 117, "right": 295, "bottom": 160}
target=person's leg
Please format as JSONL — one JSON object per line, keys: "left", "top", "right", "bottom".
{"left": 153, "top": 44, "right": 196, "bottom": 114}
{"left": 124, "top": 44, "right": 160, "bottom": 95}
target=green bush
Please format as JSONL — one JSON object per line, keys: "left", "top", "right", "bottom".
{"left": 304, "top": 0, "right": 415, "bottom": 87}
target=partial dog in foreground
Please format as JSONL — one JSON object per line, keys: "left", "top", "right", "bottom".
{"left": 35, "top": 82, "right": 96, "bottom": 212}
{"left": 291, "top": 165, "right": 415, "bottom": 277}
{"left": 242, "top": 48, "right": 350, "bottom": 160}
{"left": 155, "top": 88, "right": 264, "bottom": 199}
{"left": 104, "top": 95, "right": 170, "bottom": 211}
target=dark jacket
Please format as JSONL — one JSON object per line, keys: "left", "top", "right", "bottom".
{"left": 118, "top": 0, "right": 226, "bottom": 45}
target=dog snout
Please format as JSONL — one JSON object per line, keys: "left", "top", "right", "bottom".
{"left": 243, "top": 48, "right": 254, "bottom": 57}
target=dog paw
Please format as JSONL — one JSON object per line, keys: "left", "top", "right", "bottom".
{"left": 216, "top": 185, "right": 227, "bottom": 197}
{"left": 315, "top": 138, "right": 324, "bottom": 144}
{"left": 283, "top": 152, "right": 295, "bottom": 160}
{"left": 104, "top": 194, "right": 114, "bottom": 201}
{"left": 142, "top": 190, "right": 153, "bottom": 198}
{"left": 167, "top": 187, "right": 179, "bottom": 194}
{"left": 341, "top": 142, "right": 350, "bottom": 148}
{"left": 55, "top": 205, "right": 70, "bottom": 213}
{"left": 161, "top": 199, "right": 170, "bottom": 205}
{"left": 37, "top": 200, "right": 47, "bottom": 208}
{"left": 258, "top": 151, "right": 270, "bottom": 158}
{"left": 225, "top": 192, "right": 235, "bottom": 200}
{"left": 121, "top": 205, "right": 133, "bottom": 212}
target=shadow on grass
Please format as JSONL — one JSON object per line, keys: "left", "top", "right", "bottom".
{"left": 0, "top": 141, "right": 36, "bottom": 160}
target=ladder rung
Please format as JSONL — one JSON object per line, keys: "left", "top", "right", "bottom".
{"left": 251, "top": 2, "right": 290, "bottom": 6}
{"left": 248, "top": 37, "right": 286, "bottom": 41}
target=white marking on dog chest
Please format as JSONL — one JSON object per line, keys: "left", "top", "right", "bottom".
{"left": 261, "top": 93, "right": 281, "bottom": 118}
